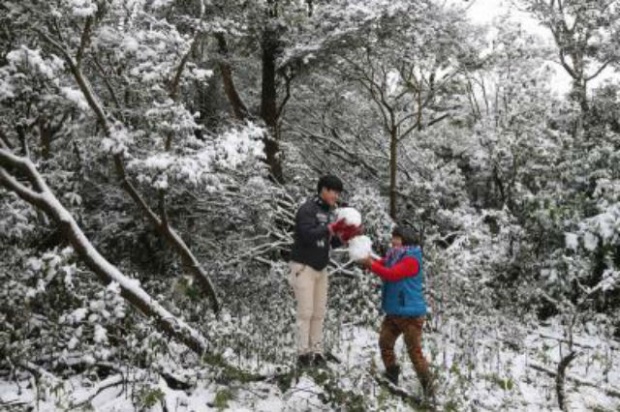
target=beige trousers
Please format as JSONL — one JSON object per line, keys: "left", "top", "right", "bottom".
{"left": 288, "top": 261, "right": 329, "bottom": 355}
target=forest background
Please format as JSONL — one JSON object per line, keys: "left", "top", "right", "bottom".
{"left": 1, "top": 0, "right": 620, "bottom": 410}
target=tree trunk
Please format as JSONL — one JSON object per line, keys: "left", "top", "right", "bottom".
{"left": 260, "top": 27, "right": 284, "bottom": 183}
{"left": 389, "top": 127, "right": 398, "bottom": 219}
{"left": 113, "top": 156, "right": 220, "bottom": 313}
{"left": 38, "top": 118, "right": 52, "bottom": 160}
{"left": 572, "top": 78, "right": 589, "bottom": 115}
{"left": 215, "top": 29, "right": 284, "bottom": 183}
{"left": 556, "top": 351, "right": 578, "bottom": 411}
{"left": 215, "top": 34, "right": 249, "bottom": 121}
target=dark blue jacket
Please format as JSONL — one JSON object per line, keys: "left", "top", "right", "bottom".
{"left": 290, "top": 197, "right": 342, "bottom": 271}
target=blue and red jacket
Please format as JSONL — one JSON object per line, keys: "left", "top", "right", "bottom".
{"left": 370, "top": 246, "right": 427, "bottom": 317}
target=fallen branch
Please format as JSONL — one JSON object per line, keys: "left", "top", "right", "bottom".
{"left": 160, "top": 371, "right": 194, "bottom": 391}
{"left": 0, "top": 400, "right": 29, "bottom": 409}
{"left": 18, "top": 361, "right": 60, "bottom": 384}
{"left": 538, "top": 332, "right": 620, "bottom": 351}
{"left": 0, "top": 148, "right": 209, "bottom": 355}
{"left": 35, "top": 26, "right": 220, "bottom": 314}
{"left": 530, "top": 361, "right": 620, "bottom": 399}
{"left": 69, "top": 373, "right": 137, "bottom": 409}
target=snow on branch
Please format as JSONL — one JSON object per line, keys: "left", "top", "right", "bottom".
{"left": 0, "top": 148, "right": 209, "bottom": 355}
{"left": 279, "top": 0, "right": 423, "bottom": 70}
{"left": 32, "top": 26, "right": 222, "bottom": 312}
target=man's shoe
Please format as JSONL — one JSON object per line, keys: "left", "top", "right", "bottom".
{"left": 384, "top": 365, "right": 401, "bottom": 386}
{"left": 297, "top": 354, "right": 312, "bottom": 369}
{"left": 312, "top": 353, "right": 328, "bottom": 368}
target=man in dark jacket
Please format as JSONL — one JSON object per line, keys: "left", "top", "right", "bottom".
{"left": 289, "top": 175, "right": 359, "bottom": 368}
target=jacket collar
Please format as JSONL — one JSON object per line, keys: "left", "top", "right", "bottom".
{"left": 313, "top": 195, "right": 332, "bottom": 211}
{"left": 385, "top": 245, "right": 419, "bottom": 268}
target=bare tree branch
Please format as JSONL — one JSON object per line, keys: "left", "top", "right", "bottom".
{"left": 276, "top": 71, "right": 293, "bottom": 120}
{"left": 169, "top": 1, "right": 205, "bottom": 102}
{"left": 75, "top": 16, "right": 93, "bottom": 69}
{"left": 158, "top": 190, "right": 169, "bottom": 228}
{"left": 586, "top": 59, "right": 615, "bottom": 82}
{"left": 92, "top": 55, "right": 124, "bottom": 115}
{"left": 0, "top": 128, "right": 14, "bottom": 150}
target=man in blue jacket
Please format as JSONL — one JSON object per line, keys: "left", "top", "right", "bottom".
{"left": 289, "top": 175, "right": 359, "bottom": 368}
{"left": 361, "top": 226, "right": 434, "bottom": 397}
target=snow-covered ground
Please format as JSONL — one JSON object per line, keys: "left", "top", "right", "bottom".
{"left": 2, "top": 315, "right": 618, "bottom": 411}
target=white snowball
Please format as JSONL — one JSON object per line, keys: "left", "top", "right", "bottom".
{"left": 336, "top": 207, "right": 362, "bottom": 226}
{"left": 584, "top": 232, "right": 598, "bottom": 251}
{"left": 94, "top": 324, "right": 108, "bottom": 344}
{"left": 565, "top": 232, "right": 578, "bottom": 251}
{"left": 348, "top": 235, "right": 373, "bottom": 261}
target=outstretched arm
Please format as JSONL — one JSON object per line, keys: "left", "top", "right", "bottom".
{"left": 370, "top": 257, "right": 419, "bottom": 282}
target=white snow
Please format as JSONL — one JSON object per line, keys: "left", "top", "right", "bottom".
{"left": 191, "top": 68, "right": 214, "bottom": 80}
{"left": 67, "top": 336, "right": 79, "bottom": 350}
{"left": 151, "top": 0, "right": 175, "bottom": 9}
{"left": 122, "top": 36, "right": 140, "bottom": 53}
{"left": 6, "top": 46, "right": 64, "bottom": 81}
{"left": 101, "top": 124, "right": 133, "bottom": 155}
{"left": 60, "top": 87, "right": 91, "bottom": 111}
{"left": 348, "top": 235, "right": 373, "bottom": 261}
{"left": 565, "top": 232, "right": 579, "bottom": 251}
{"left": 0, "top": 77, "right": 15, "bottom": 100}
{"left": 599, "top": 269, "right": 620, "bottom": 292}
{"left": 584, "top": 231, "right": 598, "bottom": 251}
{"left": 89, "top": 300, "right": 105, "bottom": 313}
{"left": 68, "top": 307, "right": 88, "bottom": 324}
{"left": 93, "top": 324, "right": 108, "bottom": 344}
{"left": 27, "top": 257, "right": 43, "bottom": 271}
{"left": 215, "top": 123, "right": 265, "bottom": 168}
{"left": 67, "top": 0, "right": 98, "bottom": 17}
{"left": 386, "top": 69, "right": 401, "bottom": 96}
{"left": 336, "top": 207, "right": 362, "bottom": 226}
{"left": 125, "top": 123, "right": 265, "bottom": 190}
{"left": 1, "top": 317, "right": 618, "bottom": 411}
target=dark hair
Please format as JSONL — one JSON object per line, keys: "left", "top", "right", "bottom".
{"left": 317, "top": 175, "right": 343, "bottom": 194}
{"left": 392, "top": 225, "right": 420, "bottom": 246}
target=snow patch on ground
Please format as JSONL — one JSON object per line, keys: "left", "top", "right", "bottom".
{"left": 2, "top": 318, "right": 618, "bottom": 411}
